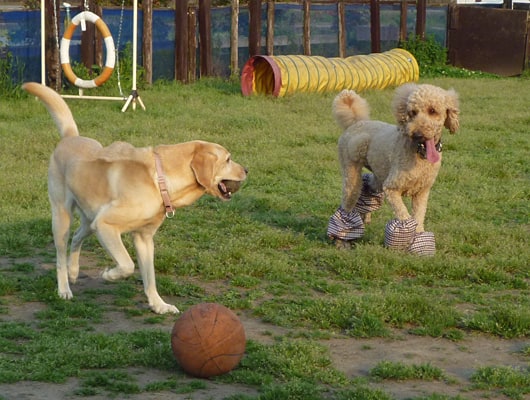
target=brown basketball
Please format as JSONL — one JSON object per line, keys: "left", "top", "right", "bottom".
{"left": 171, "top": 303, "right": 246, "bottom": 378}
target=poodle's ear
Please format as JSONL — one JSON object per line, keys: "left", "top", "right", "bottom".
{"left": 444, "top": 89, "right": 460, "bottom": 134}
{"left": 392, "top": 83, "right": 417, "bottom": 124}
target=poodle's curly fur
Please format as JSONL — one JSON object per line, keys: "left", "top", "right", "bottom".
{"left": 333, "top": 83, "right": 459, "bottom": 237}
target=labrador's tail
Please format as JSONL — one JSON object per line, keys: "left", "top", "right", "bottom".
{"left": 23, "top": 82, "right": 79, "bottom": 138}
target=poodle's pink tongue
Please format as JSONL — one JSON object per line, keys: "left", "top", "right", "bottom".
{"left": 425, "top": 139, "right": 440, "bottom": 164}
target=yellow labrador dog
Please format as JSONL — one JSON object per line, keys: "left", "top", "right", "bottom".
{"left": 23, "top": 82, "right": 247, "bottom": 314}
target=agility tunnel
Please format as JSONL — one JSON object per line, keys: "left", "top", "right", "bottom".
{"left": 241, "top": 48, "right": 419, "bottom": 97}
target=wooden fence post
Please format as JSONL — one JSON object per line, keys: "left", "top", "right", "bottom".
{"left": 370, "top": 0, "right": 381, "bottom": 53}
{"left": 266, "top": 0, "right": 275, "bottom": 55}
{"left": 248, "top": 0, "right": 262, "bottom": 57}
{"left": 81, "top": 0, "right": 96, "bottom": 72}
{"left": 338, "top": 0, "right": 345, "bottom": 57}
{"left": 188, "top": 5, "right": 197, "bottom": 82}
{"left": 93, "top": 2, "right": 103, "bottom": 69}
{"left": 143, "top": 0, "right": 153, "bottom": 84}
{"left": 198, "top": 0, "right": 212, "bottom": 77}
{"left": 303, "top": 0, "right": 311, "bottom": 55}
{"left": 416, "top": 0, "right": 426, "bottom": 39}
{"left": 175, "top": 0, "right": 189, "bottom": 82}
{"left": 230, "top": 0, "right": 239, "bottom": 77}
{"left": 400, "top": 0, "right": 407, "bottom": 42}
{"left": 45, "top": 0, "right": 61, "bottom": 89}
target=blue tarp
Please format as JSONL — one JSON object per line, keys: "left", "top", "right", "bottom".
{"left": 0, "top": 4, "right": 447, "bottom": 84}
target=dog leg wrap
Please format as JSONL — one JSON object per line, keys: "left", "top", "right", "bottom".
{"left": 385, "top": 218, "right": 436, "bottom": 255}
{"left": 327, "top": 207, "right": 365, "bottom": 241}
{"left": 384, "top": 218, "right": 417, "bottom": 251}
{"left": 408, "top": 231, "right": 436, "bottom": 256}
{"left": 355, "top": 173, "right": 384, "bottom": 214}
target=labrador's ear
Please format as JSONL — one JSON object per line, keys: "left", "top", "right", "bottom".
{"left": 391, "top": 83, "right": 418, "bottom": 124}
{"left": 444, "top": 89, "right": 460, "bottom": 134}
{"left": 190, "top": 151, "right": 217, "bottom": 189}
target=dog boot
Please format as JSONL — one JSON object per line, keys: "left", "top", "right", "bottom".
{"left": 384, "top": 218, "right": 417, "bottom": 251}
{"left": 327, "top": 206, "right": 365, "bottom": 242}
{"left": 408, "top": 231, "right": 436, "bottom": 256}
{"left": 355, "top": 173, "right": 384, "bottom": 223}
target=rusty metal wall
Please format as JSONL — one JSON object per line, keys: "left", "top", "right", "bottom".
{"left": 447, "top": 5, "right": 530, "bottom": 76}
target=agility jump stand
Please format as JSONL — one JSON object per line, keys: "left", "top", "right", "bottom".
{"left": 40, "top": 0, "right": 145, "bottom": 111}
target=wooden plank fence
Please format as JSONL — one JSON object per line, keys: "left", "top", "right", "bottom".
{"left": 172, "top": 0, "right": 428, "bottom": 82}
{"left": 44, "top": 0, "right": 430, "bottom": 88}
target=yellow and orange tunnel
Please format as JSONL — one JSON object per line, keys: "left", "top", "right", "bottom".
{"left": 241, "top": 48, "right": 419, "bottom": 97}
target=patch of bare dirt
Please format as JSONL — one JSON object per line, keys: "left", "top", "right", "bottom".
{"left": 323, "top": 332, "right": 528, "bottom": 400}
{"left": 0, "top": 258, "right": 528, "bottom": 400}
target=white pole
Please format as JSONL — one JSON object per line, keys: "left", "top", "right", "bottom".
{"left": 121, "top": 0, "right": 145, "bottom": 111}
{"left": 41, "top": 0, "right": 46, "bottom": 84}
{"left": 61, "top": 94, "right": 127, "bottom": 100}
{"left": 132, "top": 0, "right": 138, "bottom": 91}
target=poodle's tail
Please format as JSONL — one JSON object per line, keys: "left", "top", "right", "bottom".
{"left": 22, "top": 82, "right": 79, "bottom": 138}
{"left": 332, "top": 89, "right": 370, "bottom": 131}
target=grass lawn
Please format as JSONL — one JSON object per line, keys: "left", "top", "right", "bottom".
{"left": 0, "top": 76, "right": 528, "bottom": 399}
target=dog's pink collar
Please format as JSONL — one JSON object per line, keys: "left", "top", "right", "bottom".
{"left": 154, "top": 152, "right": 175, "bottom": 218}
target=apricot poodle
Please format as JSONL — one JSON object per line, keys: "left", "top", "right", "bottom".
{"left": 328, "top": 83, "right": 459, "bottom": 253}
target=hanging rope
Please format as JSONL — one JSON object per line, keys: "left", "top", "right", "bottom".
{"left": 115, "top": 0, "right": 126, "bottom": 98}
{"left": 52, "top": 0, "right": 61, "bottom": 91}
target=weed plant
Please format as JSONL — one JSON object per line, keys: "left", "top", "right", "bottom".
{"left": 0, "top": 47, "right": 26, "bottom": 98}
{"left": 0, "top": 76, "right": 529, "bottom": 399}
{"left": 370, "top": 361, "right": 446, "bottom": 381}
{"left": 471, "top": 366, "right": 530, "bottom": 400}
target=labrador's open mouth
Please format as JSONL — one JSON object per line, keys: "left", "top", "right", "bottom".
{"left": 218, "top": 180, "right": 242, "bottom": 200}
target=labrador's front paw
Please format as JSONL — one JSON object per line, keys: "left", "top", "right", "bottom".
{"left": 151, "top": 302, "right": 180, "bottom": 315}
{"left": 102, "top": 266, "right": 134, "bottom": 281}
{"left": 58, "top": 287, "right": 73, "bottom": 300}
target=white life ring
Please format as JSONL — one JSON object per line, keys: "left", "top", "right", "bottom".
{"left": 60, "top": 11, "right": 116, "bottom": 89}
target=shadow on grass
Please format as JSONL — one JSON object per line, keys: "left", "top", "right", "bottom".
{"left": 231, "top": 195, "right": 333, "bottom": 243}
